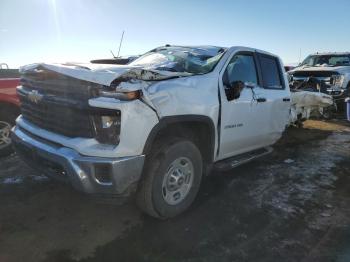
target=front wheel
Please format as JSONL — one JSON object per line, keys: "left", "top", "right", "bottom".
{"left": 0, "top": 110, "right": 18, "bottom": 157}
{"left": 137, "top": 139, "right": 203, "bottom": 219}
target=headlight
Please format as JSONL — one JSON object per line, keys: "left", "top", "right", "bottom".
{"left": 331, "top": 74, "right": 345, "bottom": 86}
{"left": 101, "top": 116, "right": 118, "bottom": 128}
{"left": 93, "top": 110, "right": 121, "bottom": 145}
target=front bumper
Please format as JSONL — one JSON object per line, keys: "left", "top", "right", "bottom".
{"left": 11, "top": 126, "right": 145, "bottom": 196}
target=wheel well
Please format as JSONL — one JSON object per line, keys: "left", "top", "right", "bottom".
{"left": 143, "top": 116, "right": 216, "bottom": 166}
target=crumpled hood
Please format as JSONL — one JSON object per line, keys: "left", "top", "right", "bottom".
{"left": 19, "top": 62, "right": 192, "bottom": 86}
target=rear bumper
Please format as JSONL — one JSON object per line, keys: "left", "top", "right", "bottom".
{"left": 11, "top": 126, "right": 145, "bottom": 196}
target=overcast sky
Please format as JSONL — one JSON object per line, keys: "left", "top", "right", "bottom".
{"left": 1, "top": 0, "right": 350, "bottom": 68}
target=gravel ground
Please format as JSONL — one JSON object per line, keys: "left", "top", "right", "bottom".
{"left": 1, "top": 120, "right": 350, "bottom": 262}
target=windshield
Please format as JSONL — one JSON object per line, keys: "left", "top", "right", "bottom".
{"left": 300, "top": 54, "right": 350, "bottom": 67}
{"left": 129, "top": 46, "right": 226, "bottom": 74}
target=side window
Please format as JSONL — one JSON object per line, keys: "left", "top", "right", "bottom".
{"left": 259, "top": 55, "right": 283, "bottom": 89}
{"left": 224, "top": 54, "right": 258, "bottom": 86}
{"left": 223, "top": 53, "right": 258, "bottom": 101}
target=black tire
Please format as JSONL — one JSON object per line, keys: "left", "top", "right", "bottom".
{"left": 136, "top": 138, "right": 203, "bottom": 219}
{"left": 321, "top": 105, "right": 334, "bottom": 120}
{"left": 0, "top": 109, "right": 18, "bottom": 157}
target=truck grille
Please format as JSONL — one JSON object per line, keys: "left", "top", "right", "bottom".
{"left": 19, "top": 92, "right": 94, "bottom": 138}
{"left": 292, "top": 70, "right": 338, "bottom": 78}
{"left": 20, "top": 72, "right": 98, "bottom": 100}
{"left": 18, "top": 69, "right": 100, "bottom": 138}
{"left": 18, "top": 68, "right": 121, "bottom": 144}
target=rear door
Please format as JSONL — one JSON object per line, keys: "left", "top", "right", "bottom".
{"left": 255, "top": 53, "right": 291, "bottom": 145}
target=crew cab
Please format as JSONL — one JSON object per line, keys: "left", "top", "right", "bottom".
{"left": 289, "top": 52, "right": 350, "bottom": 110}
{"left": 12, "top": 46, "right": 290, "bottom": 218}
{"left": 0, "top": 63, "right": 20, "bottom": 156}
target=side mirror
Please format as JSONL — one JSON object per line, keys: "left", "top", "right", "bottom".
{"left": 225, "top": 80, "right": 245, "bottom": 101}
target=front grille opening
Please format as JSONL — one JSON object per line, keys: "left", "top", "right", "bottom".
{"left": 18, "top": 74, "right": 121, "bottom": 144}
{"left": 292, "top": 71, "right": 338, "bottom": 77}
{"left": 20, "top": 69, "right": 101, "bottom": 100}
{"left": 18, "top": 90, "right": 95, "bottom": 138}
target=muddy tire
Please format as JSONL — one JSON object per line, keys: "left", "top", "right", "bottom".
{"left": 321, "top": 105, "right": 334, "bottom": 120}
{"left": 136, "top": 138, "right": 203, "bottom": 219}
{"left": 0, "top": 109, "right": 18, "bottom": 157}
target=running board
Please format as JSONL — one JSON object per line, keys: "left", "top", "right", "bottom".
{"left": 214, "top": 147, "right": 273, "bottom": 171}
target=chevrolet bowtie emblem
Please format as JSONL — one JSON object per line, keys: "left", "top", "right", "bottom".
{"left": 28, "top": 90, "right": 43, "bottom": 104}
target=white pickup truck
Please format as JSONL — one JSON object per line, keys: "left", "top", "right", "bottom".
{"left": 289, "top": 52, "right": 350, "bottom": 110}
{"left": 12, "top": 46, "right": 291, "bottom": 218}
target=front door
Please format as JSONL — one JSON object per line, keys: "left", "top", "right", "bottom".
{"left": 218, "top": 52, "right": 265, "bottom": 160}
{"left": 218, "top": 51, "right": 291, "bottom": 160}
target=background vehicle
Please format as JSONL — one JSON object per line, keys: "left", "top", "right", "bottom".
{"left": 288, "top": 52, "right": 350, "bottom": 111}
{"left": 0, "top": 63, "right": 20, "bottom": 157}
{"left": 12, "top": 46, "right": 291, "bottom": 218}
{"left": 284, "top": 65, "right": 295, "bottom": 72}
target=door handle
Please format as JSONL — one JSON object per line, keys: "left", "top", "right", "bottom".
{"left": 256, "top": 97, "right": 266, "bottom": 103}
{"left": 283, "top": 98, "right": 290, "bottom": 102}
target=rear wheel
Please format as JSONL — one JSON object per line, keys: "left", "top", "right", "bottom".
{"left": 0, "top": 109, "right": 18, "bottom": 157}
{"left": 137, "top": 138, "right": 203, "bottom": 219}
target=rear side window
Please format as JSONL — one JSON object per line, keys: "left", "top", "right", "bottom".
{"left": 259, "top": 55, "right": 283, "bottom": 89}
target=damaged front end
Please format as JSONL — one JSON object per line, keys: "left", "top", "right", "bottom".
{"left": 288, "top": 69, "right": 348, "bottom": 118}
{"left": 12, "top": 45, "right": 225, "bottom": 197}
{"left": 289, "top": 53, "right": 350, "bottom": 112}
{"left": 290, "top": 70, "right": 346, "bottom": 97}
{"left": 290, "top": 91, "right": 334, "bottom": 127}
{"left": 16, "top": 45, "right": 225, "bottom": 154}
{"left": 17, "top": 65, "right": 123, "bottom": 146}
{"left": 16, "top": 64, "right": 175, "bottom": 158}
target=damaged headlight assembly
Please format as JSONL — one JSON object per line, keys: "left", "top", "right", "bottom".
{"left": 331, "top": 74, "right": 345, "bottom": 86}
{"left": 99, "top": 87, "right": 142, "bottom": 101}
{"left": 93, "top": 82, "right": 144, "bottom": 145}
{"left": 93, "top": 110, "right": 121, "bottom": 145}
{"left": 90, "top": 81, "right": 144, "bottom": 145}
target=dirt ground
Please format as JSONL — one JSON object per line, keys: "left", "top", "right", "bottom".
{"left": 1, "top": 120, "right": 350, "bottom": 262}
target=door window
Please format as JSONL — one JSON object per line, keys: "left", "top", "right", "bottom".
{"left": 259, "top": 55, "right": 284, "bottom": 89}
{"left": 223, "top": 54, "right": 258, "bottom": 100}
{"left": 224, "top": 54, "right": 258, "bottom": 86}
